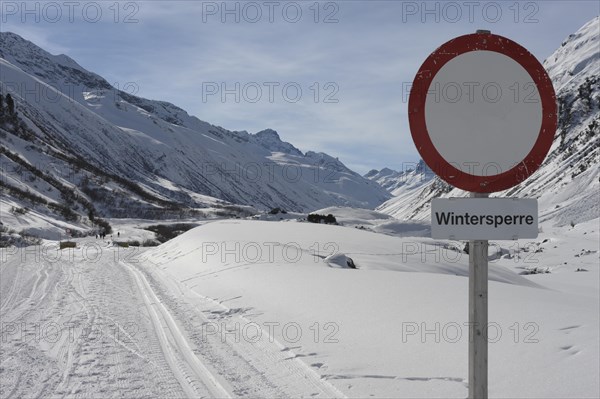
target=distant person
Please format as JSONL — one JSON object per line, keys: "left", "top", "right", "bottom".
{"left": 117, "top": 232, "right": 120, "bottom": 237}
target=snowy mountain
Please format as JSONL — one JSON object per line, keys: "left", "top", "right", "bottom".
{"left": 365, "top": 160, "right": 446, "bottom": 219}
{"left": 0, "top": 32, "right": 390, "bottom": 236}
{"left": 374, "top": 17, "right": 599, "bottom": 226}
{"left": 365, "top": 160, "right": 435, "bottom": 195}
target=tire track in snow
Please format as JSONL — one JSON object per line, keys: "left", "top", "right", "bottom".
{"left": 124, "top": 260, "right": 231, "bottom": 398}
{"left": 1, "top": 243, "right": 189, "bottom": 398}
{"left": 2, "top": 240, "right": 345, "bottom": 398}
{"left": 188, "top": 289, "right": 347, "bottom": 398}
{"left": 137, "top": 258, "right": 347, "bottom": 398}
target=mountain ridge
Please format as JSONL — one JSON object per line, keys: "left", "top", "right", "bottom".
{"left": 0, "top": 31, "right": 390, "bottom": 238}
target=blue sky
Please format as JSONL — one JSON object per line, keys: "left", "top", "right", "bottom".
{"left": 1, "top": 1, "right": 598, "bottom": 174}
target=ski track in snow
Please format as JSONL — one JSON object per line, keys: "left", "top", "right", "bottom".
{"left": 0, "top": 239, "right": 345, "bottom": 398}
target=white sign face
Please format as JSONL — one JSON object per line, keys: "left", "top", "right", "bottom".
{"left": 425, "top": 51, "right": 543, "bottom": 176}
{"left": 431, "top": 198, "right": 538, "bottom": 240}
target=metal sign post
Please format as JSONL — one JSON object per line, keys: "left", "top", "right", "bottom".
{"left": 408, "top": 29, "right": 557, "bottom": 399}
{"left": 469, "top": 192, "right": 488, "bottom": 399}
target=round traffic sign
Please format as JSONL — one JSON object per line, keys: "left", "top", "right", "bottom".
{"left": 409, "top": 32, "right": 557, "bottom": 193}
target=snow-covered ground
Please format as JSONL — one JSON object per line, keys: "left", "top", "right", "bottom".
{"left": 1, "top": 209, "right": 598, "bottom": 398}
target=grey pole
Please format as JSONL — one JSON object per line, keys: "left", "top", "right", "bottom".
{"left": 469, "top": 191, "right": 489, "bottom": 398}
{"left": 469, "top": 29, "right": 492, "bottom": 399}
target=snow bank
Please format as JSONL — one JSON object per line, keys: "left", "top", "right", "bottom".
{"left": 143, "top": 219, "right": 598, "bottom": 398}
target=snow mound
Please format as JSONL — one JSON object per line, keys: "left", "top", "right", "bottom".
{"left": 139, "top": 219, "right": 598, "bottom": 398}
{"left": 325, "top": 253, "right": 357, "bottom": 269}
{"left": 146, "top": 220, "right": 539, "bottom": 287}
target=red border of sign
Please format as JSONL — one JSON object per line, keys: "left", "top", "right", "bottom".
{"left": 408, "top": 33, "right": 557, "bottom": 193}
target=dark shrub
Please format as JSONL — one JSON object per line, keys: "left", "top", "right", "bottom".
{"left": 307, "top": 213, "right": 337, "bottom": 225}
{"left": 145, "top": 223, "right": 197, "bottom": 243}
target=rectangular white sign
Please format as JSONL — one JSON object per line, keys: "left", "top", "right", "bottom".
{"left": 431, "top": 198, "right": 538, "bottom": 240}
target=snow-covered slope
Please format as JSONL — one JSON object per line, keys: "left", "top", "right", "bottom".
{"left": 375, "top": 17, "right": 599, "bottom": 225}
{"left": 139, "top": 217, "right": 598, "bottom": 398}
{"left": 0, "top": 31, "right": 390, "bottom": 236}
